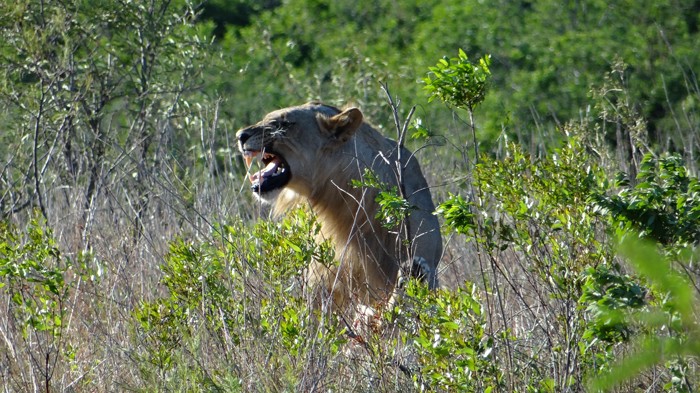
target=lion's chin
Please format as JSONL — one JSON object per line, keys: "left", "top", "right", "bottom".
{"left": 252, "top": 187, "right": 283, "bottom": 205}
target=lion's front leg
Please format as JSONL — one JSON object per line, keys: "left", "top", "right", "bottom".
{"left": 408, "top": 256, "right": 438, "bottom": 289}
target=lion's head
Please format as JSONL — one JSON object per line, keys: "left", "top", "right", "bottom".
{"left": 237, "top": 102, "right": 442, "bottom": 312}
{"left": 236, "top": 102, "right": 363, "bottom": 204}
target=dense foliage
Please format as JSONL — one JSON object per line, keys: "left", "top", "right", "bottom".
{"left": 210, "top": 0, "right": 700, "bottom": 154}
{"left": 1, "top": 0, "right": 700, "bottom": 391}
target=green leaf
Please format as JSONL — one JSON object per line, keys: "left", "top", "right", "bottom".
{"left": 618, "top": 236, "right": 693, "bottom": 321}
{"left": 588, "top": 336, "right": 677, "bottom": 391}
{"left": 286, "top": 241, "right": 302, "bottom": 253}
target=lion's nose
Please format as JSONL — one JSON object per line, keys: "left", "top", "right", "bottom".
{"left": 236, "top": 129, "right": 251, "bottom": 145}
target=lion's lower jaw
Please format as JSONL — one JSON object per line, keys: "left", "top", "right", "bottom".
{"left": 252, "top": 187, "right": 282, "bottom": 205}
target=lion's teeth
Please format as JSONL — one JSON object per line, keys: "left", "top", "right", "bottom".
{"left": 242, "top": 150, "right": 261, "bottom": 168}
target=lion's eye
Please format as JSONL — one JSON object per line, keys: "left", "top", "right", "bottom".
{"left": 263, "top": 121, "right": 278, "bottom": 132}
{"left": 271, "top": 120, "right": 293, "bottom": 129}
{"left": 264, "top": 119, "right": 293, "bottom": 133}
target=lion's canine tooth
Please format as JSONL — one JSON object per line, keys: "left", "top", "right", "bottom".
{"left": 243, "top": 150, "right": 261, "bottom": 168}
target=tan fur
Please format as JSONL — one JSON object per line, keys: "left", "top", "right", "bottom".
{"left": 237, "top": 102, "right": 442, "bottom": 312}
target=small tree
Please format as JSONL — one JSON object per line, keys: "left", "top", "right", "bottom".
{"left": 423, "top": 48, "right": 491, "bottom": 161}
{"left": 0, "top": 0, "right": 214, "bottom": 242}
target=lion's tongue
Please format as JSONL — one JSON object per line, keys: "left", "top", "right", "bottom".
{"left": 249, "top": 157, "right": 282, "bottom": 184}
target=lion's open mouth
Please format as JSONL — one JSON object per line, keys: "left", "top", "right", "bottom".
{"left": 243, "top": 150, "right": 291, "bottom": 194}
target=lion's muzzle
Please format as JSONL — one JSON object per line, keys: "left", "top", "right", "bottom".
{"left": 237, "top": 128, "right": 291, "bottom": 194}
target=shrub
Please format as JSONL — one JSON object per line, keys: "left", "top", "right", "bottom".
{"left": 131, "top": 209, "right": 348, "bottom": 391}
{"left": 0, "top": 215, "right": 79, "bottom": 392}
{"left": 399, "top": 280, "right": 501, "bottom": 392}
{"left": 588, "top": 236, "right": 700, "bottom": 392}
{"left": 593, "top": 153, "right": 700, "bottom": 248}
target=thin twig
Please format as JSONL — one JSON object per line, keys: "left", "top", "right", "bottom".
{"left": 33, "top": 81, "right": 49, "bottom": 220}
{"left": 379, "top": 82, "right": 415, "bottom": 274}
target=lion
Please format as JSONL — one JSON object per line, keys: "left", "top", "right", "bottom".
{"left": 236, "top": 102, "right": 442, "bottom": 313}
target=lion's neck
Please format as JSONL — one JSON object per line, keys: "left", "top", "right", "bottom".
{"left": 310, "top": 181, "right": 396, "bottom": 266}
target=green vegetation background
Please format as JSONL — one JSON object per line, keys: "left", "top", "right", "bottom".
{"left": 211, "top": 0, "right": 699, "bottom": 156}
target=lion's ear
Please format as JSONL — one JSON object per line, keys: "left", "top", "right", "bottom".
{"left": 319, "top": 107, "right": 363, "bottom": 143}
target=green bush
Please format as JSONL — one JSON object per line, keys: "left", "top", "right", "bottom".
{"left": 425, "top": 46, "right": 696, "bottom": 390}
{"left": 423, "top": 49, "right": 491, "bottom": 113}
{"left": 399, "top": 280, "right": 501, "bottom": 392}
{"left": 594, "top": 153, "right": 700, "bottom": 248}
{"left": 588, "top": 236, "right": 700, "bottom": 392}
{"left": 0, "top": 215, "right": 78, "bottom": 392}
{"left": 587, "top": 153, "right": 700, "bottom": 391}
{"left": 131, "top": 209, "right": 347, "bottom": 391}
